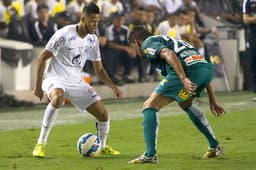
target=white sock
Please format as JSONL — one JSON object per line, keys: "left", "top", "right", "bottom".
{"left": 37, "top": 103, "right": 59, "bottom": 145}
{"left": 96, "top": 120, "right": 109, "bottom": 149}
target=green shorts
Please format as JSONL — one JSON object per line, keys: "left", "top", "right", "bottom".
{"left": 154, "top": 64, "right": 213, "bottom": 103}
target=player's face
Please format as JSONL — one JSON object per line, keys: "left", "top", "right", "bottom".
{"left": 82, "top": 14, "right": 100, "bottom": 33}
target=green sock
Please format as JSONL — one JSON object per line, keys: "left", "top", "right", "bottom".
{"left": 183, "top": 104, "right": 219, "bottom": 148}
{"left": 142, "top": 108, "right": 159, "bottom": 157}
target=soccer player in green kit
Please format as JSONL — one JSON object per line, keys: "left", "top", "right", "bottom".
{"left": 128, "top": 26, "right": 225, "bottom": 164}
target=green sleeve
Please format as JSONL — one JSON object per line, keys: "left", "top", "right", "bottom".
{"left": 142, "top": 40, "right": 166, "bottom": 60}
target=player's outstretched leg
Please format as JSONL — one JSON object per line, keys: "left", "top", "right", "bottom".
{"left": 182, "top": 104, "right": 224, "bottom": 158}
{"left": 128, "top": 108, "right": 160, "bottom": 164}
{"left": 33, "top": 103, "right": 59, "bottom": 157}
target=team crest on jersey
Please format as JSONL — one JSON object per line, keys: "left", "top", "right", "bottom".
{"left": 72, "top": 54, "right": 81, "bottom": 66}
{"left": 53, "top": 36, "right": 65, "bottom": 52}
{"left": 144, "top": 48, "right": 156, "bottom": 55}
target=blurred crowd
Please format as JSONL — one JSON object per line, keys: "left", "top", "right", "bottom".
{"left": 0, "top": 0, "right": 242, "bottom": 85}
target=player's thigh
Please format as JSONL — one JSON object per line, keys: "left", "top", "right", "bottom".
{"left": 154, "top": 72, "right": 188, "bottom": 103}
{"left": 187, "top": 64, "right": 213, "bottom": 97}
{"left": 42, "top": 77, "right": 66, "bottom": 106}
{"left": 144, "top": 92, "right": 174, "bottom": 110}
{"left": 65, "top": 82, "right": 101, "bottom": 113}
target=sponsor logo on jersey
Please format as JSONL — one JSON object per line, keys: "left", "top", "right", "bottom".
{"left": 72, "top": 54, "right": 81, "bottom": 66}
{"left": 184, "top": 55, "right": 206, "bottom": 66}
{"left": 144, "top": 48, "right": 156, "bottom": 55}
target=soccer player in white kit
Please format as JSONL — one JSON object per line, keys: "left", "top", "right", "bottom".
{"left": 32, "top": 2, "right": 123, "bottom": 157}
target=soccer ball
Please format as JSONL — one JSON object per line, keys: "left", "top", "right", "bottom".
{"left": 77, "top": 133, "right": 101, "bottom": 157}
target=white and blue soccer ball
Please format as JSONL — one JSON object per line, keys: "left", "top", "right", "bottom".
{"left": 77, "top": 133, "right": 101, "bottom": 157}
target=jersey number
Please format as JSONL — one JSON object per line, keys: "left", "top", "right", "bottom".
{"left": 162, "top": 35, "right": 193, "bottom": 53}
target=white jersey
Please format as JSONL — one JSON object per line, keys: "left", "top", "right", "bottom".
{"left": 45, "top": 24, "right": 101, "bottom": 84}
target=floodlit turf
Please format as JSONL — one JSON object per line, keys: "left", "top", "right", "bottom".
{"left": 0, "top": 92, "right": 256, "bottom": 170}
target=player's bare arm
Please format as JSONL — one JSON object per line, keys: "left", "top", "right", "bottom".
{"left": 206, "top": 81, "right": 225, "bottom": 117}
{"left": 34, "top": 49, "right": 53, "bottom": 100}
{"left": 159, "top": 48, "right": 197, "bottom": 95}
{"left": 243, "top": 14, "right": 256, "bottom": 24}
{"left": 92, "top": 60, "right": 123, "bottom": 99}
{"left": 108, "top": 42, "right": 136, "bottom": 58}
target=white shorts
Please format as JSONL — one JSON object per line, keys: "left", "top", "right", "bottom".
{"left": 42, "top": 77, "right": 101, "bottom": 112}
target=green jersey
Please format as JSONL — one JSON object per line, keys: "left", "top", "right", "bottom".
{"left": 141, "top": 35, "right": 211, "bottom": 76}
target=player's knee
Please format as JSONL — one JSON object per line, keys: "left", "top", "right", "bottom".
{"left": 97, "top": 110, "right": 108, "bottom": 122}
{"left": 179, "top": 100, "right": 192, "bottom": 109}
{"left": 143, "top": 99, "right": 151, "bottom": 109}
{"left": 50, "top": 89, "right": 65, "bottom": 108}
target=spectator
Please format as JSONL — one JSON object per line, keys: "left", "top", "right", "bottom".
{"left": 54, "top": 10, "right": 72, "bottom": 29}
{"left": 154, "top": 12, "right": 181, "bottom": 39}
{"left": 29, "top": 3, "right": 57, "bottom": 45}
{"left": 25, "top": 0, "right": 45, "bottom": 21}
{"left": 66, "top": 0, "right": 85, "bottom": 23}
{"left": 45, "top": 0, "right": 66, "bottom": 17}
{"left": 128, "top": 7, "right": 152, "bottom": 82}
{"left": 101, "top": 0, "right": 124, "bottom": 22}
{"left": 242, "top": 0, "right": 256, "bottom": 101}
{"left": 106, "top": 12, "right": 136, "bottom": 84}
{"left": 178, "top": 7, "right": 205, "bottom": 55}
{"left": 219, "top": 0, "right": 242, "bottom": 24}
{"left": 160, "top": 0, "right": 183, "bottom": 15}
{"left": 0, "top": 0, "right": 17, "bottom": 37}
{"left": 138, "top": 0, "right": 161, "bottom": 11}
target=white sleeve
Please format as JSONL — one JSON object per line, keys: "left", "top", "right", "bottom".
{"left": 45, "top": 30, "right": 66, "bottom": 56}
{"left": 88, "top": 35, "right": 101, "bottom": 61}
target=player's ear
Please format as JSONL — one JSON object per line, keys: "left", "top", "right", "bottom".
{"left": 80, "top": 14, "right": 86, "bottom": 23}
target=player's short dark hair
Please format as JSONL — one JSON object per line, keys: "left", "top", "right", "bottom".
{"left": 82, "top": 2, "right": 100, "bottom": 15}
{"left": 128, "top": 26, "right": 152, "bottom": 43}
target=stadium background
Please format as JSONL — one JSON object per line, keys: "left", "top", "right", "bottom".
{"left": 0, "top": 0, "right": 248, "bottom": 104}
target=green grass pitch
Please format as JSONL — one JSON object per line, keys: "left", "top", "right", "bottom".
{"left": 0, "top": 92, "right": 256, "bottom": 170}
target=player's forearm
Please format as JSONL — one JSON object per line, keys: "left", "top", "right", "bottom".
{"left": 35, "top": 50, "right": 51, "bottom": 89}
{"left": 206, "top": 81, "right": 216, "bottom": 103}
{"left": 35, "top": 59, "right": 46, "bottom": 89}
{"left": 162, "top": 49, "right": 186, "bottom": 80}
{"left": 95, "top": 68, "right": 116, "bottom": 90}
{"left": 243, "top": 14, "right": 256, "bottom": 24}
{"left": 107, "top": 42, "right": 128, "bottom": 51}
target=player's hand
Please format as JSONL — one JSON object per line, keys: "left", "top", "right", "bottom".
{"left": 33, "top": 87, "right": 44, "bottom": 101}
{"left": 113, "top": 87, "right": 123, "bottom": 99}
{"left": 182, "top": 77, "right": 197, "bottom": 96}
{"left": 126, "top": 47, "right": 137, "bottom": 58}
{"left": 210, "top": 102, "right": 225, "bottom": 117}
